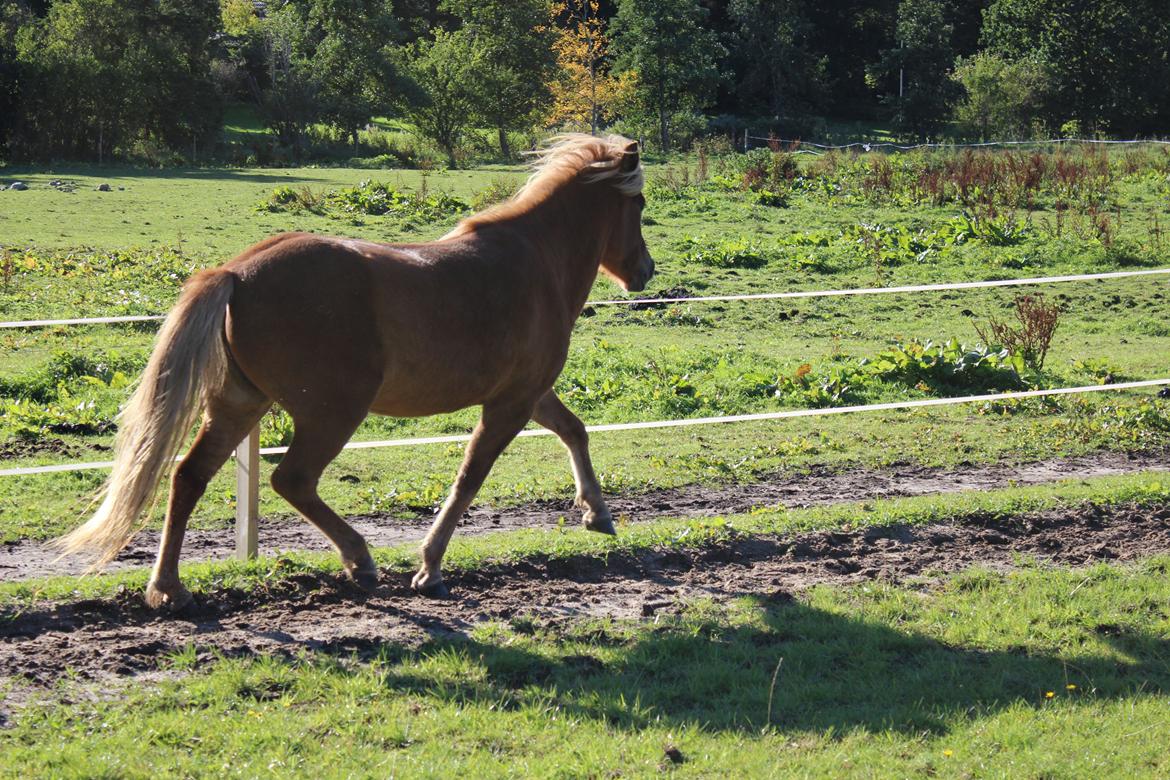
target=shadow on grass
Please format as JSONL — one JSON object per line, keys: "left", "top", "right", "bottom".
{"left": 0, "top": 166, "right": 393, "bottom": 186}
{"left": 363, "top": 595, "right": 1167, "bottom": 736}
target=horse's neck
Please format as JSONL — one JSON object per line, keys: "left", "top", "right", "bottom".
{"left": 518, "top": 192, "right": 610, "bottom": 312}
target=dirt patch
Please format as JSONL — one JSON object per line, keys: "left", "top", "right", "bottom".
{"left": 0, "top": 437, "right": 103, "bottom": 462}
{"left": 2, "top": 448, "right": 1165, "bottom": 581}
{"left": 2, "top": 500, "right": 1168, "bottom": 687}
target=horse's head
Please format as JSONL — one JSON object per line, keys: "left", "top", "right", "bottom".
{"left": 598, "top": 141, "right": 655, "bottom": 293}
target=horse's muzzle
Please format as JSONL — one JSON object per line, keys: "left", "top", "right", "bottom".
{"left": 626, "top": 254, "right": 655, "bottom": 292}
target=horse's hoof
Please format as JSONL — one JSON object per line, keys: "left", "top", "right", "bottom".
{"left": 584, "top": 513, "right": 617, "bottom": 536}
{"left": 145, "top": 582, "right": 194, "bottom": 612}
{"left": 349, "top": 567, "right": 380, "bottom": 591}
{"left": 413, "top": 580, "right": 451, "bottom": 600}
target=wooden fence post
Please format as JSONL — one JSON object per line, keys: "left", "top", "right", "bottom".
{"left": 235, "top": 425, "right": 260, "bottom": 560}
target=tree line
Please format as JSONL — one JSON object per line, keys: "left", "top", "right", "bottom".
{"left": 1, "top": 0, "right": 1168, "bottom": 164}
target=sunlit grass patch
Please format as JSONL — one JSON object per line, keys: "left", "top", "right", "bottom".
{"left": 4, "top": 549, "right": 1169, "bottom": 777}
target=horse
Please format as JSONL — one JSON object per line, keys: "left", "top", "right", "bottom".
{"left": 53, "top": 134, "right": 654, "bottom": 610}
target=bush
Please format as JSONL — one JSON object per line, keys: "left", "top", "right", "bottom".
{"left": 681, "top": 237, "right": 771, "bottom": 269}
{"left": 739, "top": 148, "right": 799, "bottom": 192}
{"left": 862, "top": 339, "right": 1028, "bottom": 393}
{"left": 951, "top": 52, "right": 1052, "bottom": 140}
{"left": 329, "top": 180, "right": 468, "bottom": 220}
{"left": 257, "top": 186, "right": 325, "bottom": 214}
{"left": 256, "top": 180, "right": 468, "bottom": 221}
{"left": 975, "top": 294, "right": 1062, "bottom": 370}
{"left": 0, "top": 350, "right": 142, "bottom": 404}
{"left": 471, "top": 178, "right": 522, "bottom": 211}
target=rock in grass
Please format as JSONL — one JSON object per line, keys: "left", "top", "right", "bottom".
{"left": 8, "top": 181, "right": 27, "bottom": 190}
{"left": 97, "top": 183, "right": 112, "bottom": 192}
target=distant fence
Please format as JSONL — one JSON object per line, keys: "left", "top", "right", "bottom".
{"left": 743, "top": 132, "right": 1170, "bottom": 154}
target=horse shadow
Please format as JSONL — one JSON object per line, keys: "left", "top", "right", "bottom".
{"left": 352, "top": 593, "right": 1169, "bottom": 736}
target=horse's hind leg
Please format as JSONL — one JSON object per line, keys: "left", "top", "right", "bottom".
{"left": 412, "top": 400, "right": 532, "bottom": 597}
{"left": 147, "top": 377, "right": 271, "bottom": 610}
{"left": 532, "top": 391, "right": 615, "bottom": 535}
{"left": 270, "top": 410, "right": 378, "bottom": 588}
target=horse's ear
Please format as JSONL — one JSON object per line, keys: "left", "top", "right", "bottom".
{"left": 620, "top": 141, "right": 640, "bottom": 172}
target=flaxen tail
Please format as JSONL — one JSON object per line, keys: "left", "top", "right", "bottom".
{"left": 52, "top": 269, "right": 235, "bottom": 568}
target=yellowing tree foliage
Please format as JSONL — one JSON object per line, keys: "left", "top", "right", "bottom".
{"left": 548, "top": 0, "right": 624, "bottom": 132}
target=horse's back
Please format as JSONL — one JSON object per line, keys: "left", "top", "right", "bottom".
{"left": 219, "top": 232, "right": 567, "bottom": 418}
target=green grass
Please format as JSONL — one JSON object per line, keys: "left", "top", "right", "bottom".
{"left": 3, "top": 148, "right": 1170, "bottom": 777}
{"left": 1, "top": 151, "right": 1169, "bottom": 543}
{"left": 3, "top": 454, "right": 1169, "bottom": 774}
{"left": 4, "top": 554, "right": 1168, "bottom": 776}
{"left": 220, "top": 103, "right": 270, "bottom": 144}
{"left": 3, "top": 393, "right": 1169, "bottom": 543}
{"left": 0, "top": 165, "right": 523, "bottom": 258}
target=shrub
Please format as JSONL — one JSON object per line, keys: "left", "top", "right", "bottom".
{"left": 975, "top": 294, "right": 1062, "bottom": 370}
{"left": 328, "top": 180, "right": 468, "bottom": 220}
{"left": 0, "top": 350, "right": 142, "bottom": 404}
{"left": 257, "top": 181, "right": 469, "bottom": 221}
{"left": 471, "top": 178, "right": 522, "bottom": 211}
{"left": 739, "top": 148, "right": 799, "bottom": 192}
{"left": 862, "top": 339, "right": 1028, "bottom": 393}
{"left": 257, "top": 186, "right": 325, "bottom": 214}
{"left": 681, "top": 237, "right": 771, "bottom": 269}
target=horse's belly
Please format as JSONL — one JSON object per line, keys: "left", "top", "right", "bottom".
{"left": 367, "top": 392, "right": 478, "bottom": 418}
{"left": 368, "top": 345, "right": 560, "bottom": 418}
{"left": 367, "top": 368, "right": 500, "bottom": 418}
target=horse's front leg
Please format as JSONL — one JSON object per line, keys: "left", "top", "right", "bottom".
{"left": 531, "top": 391, "right": 615, "bottom": 535}
{"left": 412, "top": 401, "right": 532, "bottom": 598}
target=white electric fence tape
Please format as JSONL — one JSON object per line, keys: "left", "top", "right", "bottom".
{"left": 3, "top": 378, "right": 1167, "bottom": 478}
{"left": 4, "top": 268, "right": 1169, "bottom": 328}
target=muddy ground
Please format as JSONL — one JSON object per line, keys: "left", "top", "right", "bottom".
{"left": 2, "top": 449, "right": 1166, "bottom": 581}
{"left": 2, "top": 499, "right": 1169, "bottom": 690}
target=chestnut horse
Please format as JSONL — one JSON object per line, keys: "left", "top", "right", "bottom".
{"left": 55, "top": 134, "right": 653, "bottom": 609}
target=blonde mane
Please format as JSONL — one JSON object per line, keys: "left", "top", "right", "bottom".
{"left": 447, "top": 134, "right": 643, "bottom": 237}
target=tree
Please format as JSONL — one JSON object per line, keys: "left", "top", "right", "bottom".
{"left": 221, "top": 0, "right": 408, "bottom": 157}
{"left": 801, "top": 0, "right": 899, "bottom": 120}
{"left": 726, "top": 0, "right": 827, "bottom": 123}
{"left": 609, "top": 0, "right": 723, "bottom": 152}
{"left": 12, "top": 0, "right": 221, "bottom": 161}
{"left": 866, "top": 0, "right": 959, "bottom": 137}
{"left": 548, "top": 0, "right": 620, "bottom": 133}
{"left": 982, "top": 0, "right": 1170, "bottom": 135}
{"left": 304, "top": 0, "right": 405, "bottom": 155}
{"left": 442, "top": 0, "right": 556, "bottom": 158}
{"left": 951, "top": 51, "right": 1049, "bottom": 139}
{"left": 404, "top": 28, "right": 480, "bottom": 166}
{"left": 0, "top": 3, "right": 30, "bottom": 155}
{"left": 252, "top": 2, "right": 318, "bottom": 153}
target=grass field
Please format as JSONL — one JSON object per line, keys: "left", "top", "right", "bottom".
{"left": 1, "top": 145, "right": 1169, "bottom": 775}
{"left": 6, "top": 561, "right": 1169, "bottom": 777}
{"left": 3, "top": 475, "right": 1170, "bottom": 776}
{"left": 1, "top": 147, "right": 1168, "bottom": 538}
